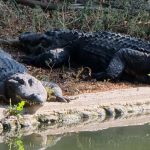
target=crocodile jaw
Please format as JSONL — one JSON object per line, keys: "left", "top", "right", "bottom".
{"left": 5, "top": 73, "right": 47, "bottom": 104}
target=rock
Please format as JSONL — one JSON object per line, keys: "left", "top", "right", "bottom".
{"left": 18, "top": 115, "right": 39, "bottom": 128}
{"left": 37, "top": 114, "right": 58, "bottom": 125}
{"left": 1, "top": 116, "right": 19, "bottom": 131}
{"left": 0, "top": 123, "right": 3, "bottom": 134}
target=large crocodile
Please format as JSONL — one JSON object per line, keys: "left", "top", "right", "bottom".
{"left": 18, "top": 29, "right": 150, "bottom": 83}
{"left": 0, "top": 49, "right": 68, "bottom": 104}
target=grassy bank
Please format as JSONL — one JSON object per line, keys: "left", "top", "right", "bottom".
{"left": 0, "top": 0, "right": 149, "bottom": 39}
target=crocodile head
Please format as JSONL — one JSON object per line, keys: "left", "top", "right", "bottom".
{"left": 19, "top": 29, "right": 79, "bottom": 54}
{"left": 5, "top": 73, "right": 47, "bottom": 104}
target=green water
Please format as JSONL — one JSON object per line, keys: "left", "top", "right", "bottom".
{"left": 1, "top": 124, "right": 150, "bottom": 150}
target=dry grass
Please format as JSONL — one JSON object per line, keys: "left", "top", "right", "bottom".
{"left": 0, "top": 0, "right": 149, "bottom": 38}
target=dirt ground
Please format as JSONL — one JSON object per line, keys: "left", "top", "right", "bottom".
{"left": 27, "top": 66, "right": 139, "bottom": 96}
{"left": 27, "top": 68, "right": 148, "bottom": 96}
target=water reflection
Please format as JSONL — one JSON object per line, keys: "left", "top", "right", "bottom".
{"left": 1, "top": 124, "right": 150, "bottom": 150}
{"left": 50, "top": 124, "right": 150, "bottom": 150}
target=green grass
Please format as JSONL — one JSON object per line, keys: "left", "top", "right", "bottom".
{"left": 7, "top": 99, "right": 25, "bottom": 116}
{"left": 0, "top": 0, "right": 149, "bottom": 39}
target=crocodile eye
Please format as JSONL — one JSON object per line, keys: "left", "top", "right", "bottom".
{"left": 19, "top": 79, "right": 25, "bottom": 85}
{"left": 28, "top": 79, "right": 33, "bottom": 86}
{"left": 16, "top": 77, "right": 25, "bottom": 85}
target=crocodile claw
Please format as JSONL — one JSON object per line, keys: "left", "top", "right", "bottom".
{"left": 56, "top": 96, "right": 70, "bottom": 103}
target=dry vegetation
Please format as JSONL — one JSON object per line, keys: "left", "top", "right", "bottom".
{"left": 0, "top": 0, "right": 150, "bottom": 96}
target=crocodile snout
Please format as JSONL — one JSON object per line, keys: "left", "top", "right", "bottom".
{"left": 19, "top": 32, "right": 43, "bottom": 45}
{"left": 29, "top": 93, "right": 45, "bottom": 104}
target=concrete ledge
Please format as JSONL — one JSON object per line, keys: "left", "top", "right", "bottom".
{"left": 0, "top": 86, "right": 150, "bottom": 134}
{"left": 26, "top": 86, "right": 150, "bottom": 114}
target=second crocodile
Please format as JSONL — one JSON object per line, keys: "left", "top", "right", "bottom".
{"left": 19, "top": 29, "right": 150, "bottom": 83}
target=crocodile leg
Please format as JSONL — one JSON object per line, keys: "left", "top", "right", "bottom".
{"left": 41, "top": 81, "right": 70, "bottom": 102}
{"left": 20, "top": 48, "right": 70, "bottom": 68}
{"left": 92, "top": 49, "right": 125, "bottom": 80}
{"left": 93, "top": 48, "right": 150, "bottom": 83}
{"left": 106, "top": 49, "right": 126, "bottom": 80}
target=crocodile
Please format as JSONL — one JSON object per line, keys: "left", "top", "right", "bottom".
{"left": 0, "top": 49, "right": 68, "bottom": 104}
{"left": 18, "top": 29, "right": 150, "bottom": 83}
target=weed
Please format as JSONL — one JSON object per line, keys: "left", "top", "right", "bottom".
{"left": 7, "top": 99, "right": 26, "bottom": 116}
{"left": 7, "top": 136, "right": 24, "bottom": 150}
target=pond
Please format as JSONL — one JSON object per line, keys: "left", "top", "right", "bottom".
{"left": 1, "top": 124, "right": 150, "bottom": 150}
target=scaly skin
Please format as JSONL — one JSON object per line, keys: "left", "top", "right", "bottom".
{"left": 19, "top": 29, "right": 150, "bottom": 83}
{"left": 0, "top": 49, "right": 68, "bottom": 104}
